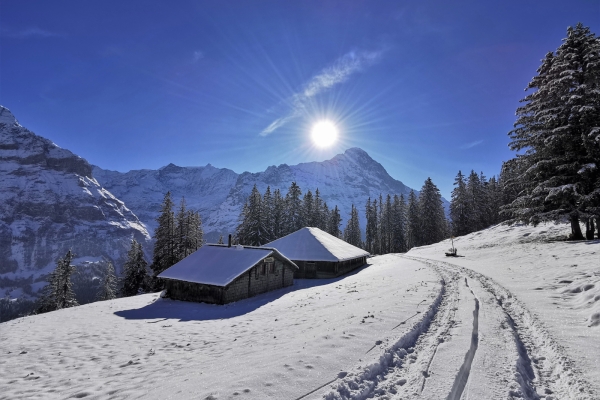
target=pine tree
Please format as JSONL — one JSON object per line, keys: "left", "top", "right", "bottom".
{"left": 314, "top": 189, "right": 325, "bottom": 230}
{"left": 450, "top": 170, "right": 470, "bottom": 236}
{"left": 97, "top": 262, "right": 117, "bottom": 301}
{"left": 302, "top": 190, "right": 315, "bottom": 227}
{"left": 505, "top": 23, "right": 600, "bottom": 239}
{"left": 122, "top": 239, "right": 148, "bottom": 297}
{"left": 343, "top": 205, "right": 362, "bottom": 247}
{"left": 152, "top": 192, "right": 176, "bottom": 276}
{"left": 328, "top": 205, "right": 342, "bottom": 237}
{"left": 244, "top": 184, "right": 269, "bottom": 246}
{"left": 319, "top": 200, "right": 330, "bottom": 232}
{"left": 392, "top": 194, "right": 408, "bottom": 253}
{"left": 272, "top": 189, "right": 285, "bottom": 239}
{"left": 365, "top": 198, "right": 376, "bottom": 254}
{"left": 419, "top": 178, "right": 447, "bottom": 245}
{"left": 406, "top": 190, "right": 421, "bottom": 249}
{"left": 174, "top": 197, "right": 188, "bottom": 262}
{"left": 38, "top": 250, "right": 79, "bottom": 313}
{"left": 217, "top": 235, "right": 224, "bottom": 244}
{"left": 284, "top": 182, "right": 303, "bottom": 233}
{"left": 263, "top": 186, "right": 274, "bottom": 242}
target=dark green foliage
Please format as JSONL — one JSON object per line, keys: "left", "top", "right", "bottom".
{"left": 0, "top": 297, "right": 36, "bottom": 323}
{"left": 343, "top": 204, "right": 362, "bottom": 248}
{"left": 122, "top": 239, "right": 148, "bottom": 297}
{"left": 418, "top": 178, "right": 447, "bottom": 245}
{"left": 504, "top": 23, "right": 600, "bottom": 239}
{"left": 152, "top": 192, "right": 176, "bottom": 275}
{"left": 37, "top": 250, "right": 79, "bottom": 313}
{"left": 97, "top": 262, "right": 117, "bottom": 301}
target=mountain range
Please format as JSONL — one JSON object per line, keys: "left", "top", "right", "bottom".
{"left": 0, "top": 105, "right": 447, "bottom": 298}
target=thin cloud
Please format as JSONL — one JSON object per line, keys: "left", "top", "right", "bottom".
{"left": 460, "top": 140, "right": 483, "bottom": 149}
{"left": 4, "top": 27, "right": 64, "bottom": 39}
{"left": 260, "top": 48, "right": 385, "bottom": 136}
{"left": 192, "top": 50, "right": 204, "bottom": 63}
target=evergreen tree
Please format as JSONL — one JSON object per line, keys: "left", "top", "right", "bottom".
{"left": 418, "top": 178, "right": 447, "bottom": 245}
{"left": 235, "top": 203, "right": 250, "bottom": 244}
{"left": 272, "top": 189, "right": 285, "bottom": 239}
{"left": 505, "top": 23, "right": 600, "bottom": 239}
{"left": 174, "top": 197, "right": 188, "bottom": 262}
{"left": 365, "top": 198, "right": 377, "bottom": 254}
{"left": 406, "top": 190, "right": 421, "bottom": 249}
{"left": 343, "top": 204, "right": 362, "bottom": 247}
{"left": 217, "top": 235, "right": 224, "bottom": 244}
{"left": 450, "top": 171, "right": 470, "bottom": 236}
{"left": 284, "top": 182, "right": 303, "bottom": 233}
{"left": 319, "top": 200, "right": 330, "bottom": 232}
{"left": 244, "top": 184, "right": 269, "bottom": 245}
{"left": 38, "top": 250, "right": 79, "bottom": 313}
{"left": 302, "top": 190, "right": 315, "bottom": 227}
{"left": 313, "top": 189, "right": 325, "bottom": 230}
{"left": 262, "top": 186, "right": 275, "bottom": 241}
{"left": 122, "top": 239, "right": 148, "bottom": 297}
{"left": 97, "top": 262, "right": 117, "bottom": 301}
{"left": 328, "top": 205, "right": 342, "bottom": 237}
{"left": 392, "top": 194, "right": 408, "bottom": 253}
{"left": 152, "top": 192, "right": 176, "bottom": 276}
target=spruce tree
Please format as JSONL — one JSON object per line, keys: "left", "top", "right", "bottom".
{"left": 263, "top": 186, "right": 275, "bottom": 242}
{"left": 450, "top": 170, "right": 470, "bottom": 236}
{"left": 122, "top": 239, "right": 148, "bottom": 297}
{"left": 272, "top": 189, "right": 285, "bottom": 239}
{"left": 174, "top": 197, "right": 188, "bottom": 262}
{"left": 244, "top": 184, "right": 268, "bottom": 245}
{"left": 38, "top": 250, "right": 79, "bottom": 313}
{"left": 392, "top": 194, "right": 408, "bottom": 253}
{"left": 343, "top": 205, "right": 362, "bottom": 247}
{"left": 302, "top": 190, "right": 315, "bottom": 227}
{"left": 406, "top": 190, "right": 421, "bottom": 249}
{"left": 505, "top": 23, "right": 600, "bottom": 239}
{"left": 365, "top": 198, "right": 376, "bottom": 254}
{"left": 97, "top": 262, "right": 117, "bottom": 301}
{"left": 418, "top": 178, "right": 447, "bottom": 245}
{"left": 328, "top": 205, "right": 342, "bottom": 237}
{"left": 152, "top": 192, "right": 176, "bottom": 276}
{"left": 284, "top": 182, "right": 303, "bottom": 233}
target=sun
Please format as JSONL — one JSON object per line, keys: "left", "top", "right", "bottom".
{"left": 311, "top": 120, "right": 338, "bottom": 148}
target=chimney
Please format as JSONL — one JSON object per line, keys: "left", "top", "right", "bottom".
{"left": 228, "top": 234, "right": 232, "bottom": 248}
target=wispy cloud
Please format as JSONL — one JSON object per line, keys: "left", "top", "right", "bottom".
{"left": 260, "top": 48, "right": 385, "bottom": 136}
{"left": 460, "top": 140, "right": 483, "bottom": 149}
{"left": 4, "top": 27, "right": 64, "bottom": 39}
{"left": 192, "top": 50, "right": 204, "bottom": 63}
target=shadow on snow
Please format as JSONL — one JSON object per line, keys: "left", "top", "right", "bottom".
{"left": 114, "top": 264, "right": 371, "bottom": 322}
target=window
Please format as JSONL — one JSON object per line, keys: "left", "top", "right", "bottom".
{"left": 261, "top": 264, "right": 266, "bottom": 275}
{"left": 255, "top": 267, "right": 259, "bottom": 279}
{"left": 268, "top": 262, "right": 275, "bottom": 274}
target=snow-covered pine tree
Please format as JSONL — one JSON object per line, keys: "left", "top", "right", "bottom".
{"left": 314, "top": 189, "right": 325, "bottom": 230}
{"left": 97, "top": 262, "right": 117, "bottom": 301}
{"left": 174, "top": 197, "right": 188, "bottom": 262}
{"left": 328, "top": 205, "right": 342, "bottom": 238}
{"left": 302, "top": 190, "right": 315, "bottom": 227}
{"left": 284, "top": 182, "right": 303, "bottom": 234}
{"left": 450, "top": 170, "right": 470, "bottom": 236}
{"left": 152, "top": 192, "right": 176, "bottom": 276}
{"left": 319, "top": 200, "right": 330, "bottom": 232}
{"left": 406, "top": 190, "right": 420, "bottom": 249}
{"left": 419, "top": 178, "right": 447, "bottom": 245}
{"left": 343, "top": 205, "right": 362, "bottom": 248}
{"left": 38, "top": 250, "right": 79, "bottom": 313}
{"left": 505, "top": 23, "right": 600, "bottom": 239}
{"left": 272, "top": 189, "right": 285, "bottom": 239}
{"left": 466, "top": 171, "right": 485, "bottom": 232}
{"left": 262, "top": 186, "right": 275, "bottom": 242}
{"left": 245, "top": 184, "right": 269, "bottom": 246}
{"left": 235, "top": 202, "right": 250, "bottom": 244}
{"left": 365, "top": 198, "right": 376, "bottom": 254}
{"left": 186, "top": 210, "right": 203, "bottom": 253}
{"left": 382, "top": 194, "right": 393, "bottom": 254}
{"left": 372, "top": 198, "right": 381, "bottom": 254}
{"left": 122, "top": 239, "right": 148, "bottom": 297}
{"left": 392, "top": 194, "right": 408, "bottom": 253}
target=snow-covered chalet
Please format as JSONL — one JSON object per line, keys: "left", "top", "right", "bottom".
{"left": 263, "top": 227, "right": 369, "bottom": 279}
{"left": 157, "top": 243, "right": 298, "bottom": 304}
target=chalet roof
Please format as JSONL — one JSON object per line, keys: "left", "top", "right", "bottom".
{"left": 157, "top": 245, "right": 297, "bottom": 287}
{"left": 263, "top": 227, "right": 370, "bottom": 262}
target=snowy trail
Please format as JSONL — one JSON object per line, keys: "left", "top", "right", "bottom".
{"left": 321, "top": 256, "right": 596, "bottom": 400}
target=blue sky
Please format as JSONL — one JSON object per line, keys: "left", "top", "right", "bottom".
{"left": 1, "top": 1, "right": 598, "bottom": 198}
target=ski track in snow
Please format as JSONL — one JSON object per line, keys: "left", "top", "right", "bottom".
{"left": 320, "top": 256, "right": 595, "bottom": 400}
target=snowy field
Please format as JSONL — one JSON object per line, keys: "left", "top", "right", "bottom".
{"left": 1, "top": 223, "right": 598, "bottom": 399}
{"left": 0, "top": 256, "right": 440, "bottom": 400}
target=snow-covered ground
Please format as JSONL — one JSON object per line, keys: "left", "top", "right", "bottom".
{"left": 1, "top": 223, "right": 598, "bottom": 399}
{"left": 0, "top": 256, "right": 440, "bottom": 400}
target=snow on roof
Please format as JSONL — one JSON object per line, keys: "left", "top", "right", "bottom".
{"left": 263, "top": 227, "right": 370, "bottom": 262}
{"left": 158, "top": 245, "right": 296, "bottom": 287}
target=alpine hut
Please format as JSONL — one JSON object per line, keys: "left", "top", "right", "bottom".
{"left": 158, "top": 243, "right": 298, "bottom": 304}
{"left": 263, "top": 227, "right": 369, "bottom": 279}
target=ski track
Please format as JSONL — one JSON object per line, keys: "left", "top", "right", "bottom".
{"left": 321, "top": 255, "right": 595, "bottom": 400}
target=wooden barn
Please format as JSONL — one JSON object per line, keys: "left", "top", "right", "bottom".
{"left": 263, "top": 227, "right": 369, "bottom": 279}
{"left": 157, "top": 243, "right": 298, "bottom": 304}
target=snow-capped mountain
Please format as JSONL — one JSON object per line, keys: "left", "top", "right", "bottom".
{"left": 0, "top": 106, "right": 150, "bottom": 296}
{"left": 94, "top": 147, "right": 447, "bottom": 241}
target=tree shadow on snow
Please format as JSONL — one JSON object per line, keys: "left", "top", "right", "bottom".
{"left": 114, "top": 264, "right": 371, "bottom": 322}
